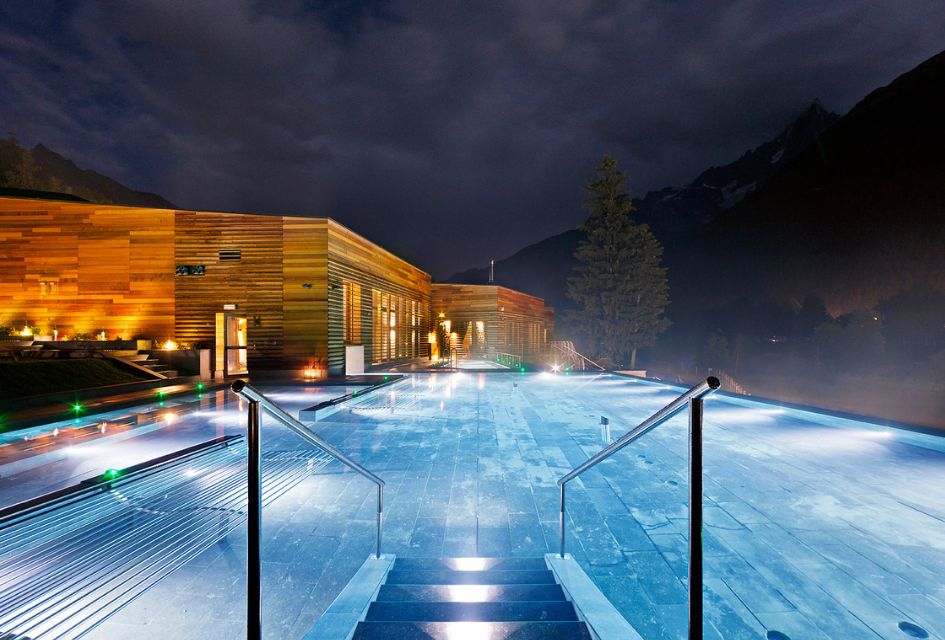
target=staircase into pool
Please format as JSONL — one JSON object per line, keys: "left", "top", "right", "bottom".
{"left": 308, "top": 553, "right": 641, "bottom": 640}
{"left": 354, "top": 557, "right": 591, "bottom": 639}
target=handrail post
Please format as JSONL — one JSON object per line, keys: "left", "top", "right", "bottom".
{"left": 559, "top": 483, "right": 566, "bottom": 558}
{"left": 554, "top": 377, "right": 717, "bottom": 639}
{"left": 688, "top": 397, "right": 704, "bottom": 640}
{"left": 247, "top": 398, "right": 262, "bottom": 640}
{"left": 376, "top": 484, "right": 383, "bottom": 559}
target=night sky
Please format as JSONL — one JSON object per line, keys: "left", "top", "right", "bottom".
{"left": 1, "top": 1, "right": 943, "bottom": 278}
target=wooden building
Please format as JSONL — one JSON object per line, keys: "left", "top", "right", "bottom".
{"left": 0, "top": 196, "right": 430, "bottom": 377}
{"left": 430, "top": 284, "right": 553, "bottom": 359}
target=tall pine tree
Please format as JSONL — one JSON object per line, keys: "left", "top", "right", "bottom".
{"left": 567, "top": 155, "right": 670, "bottom": 368}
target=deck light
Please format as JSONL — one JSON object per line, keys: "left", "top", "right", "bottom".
{"left": 453, "top": 558, "right": 489, "bottom": 571}
{"left": 72, "top": 402, "right": 83, "bottom": 414}
{"left": 104, "top": 468, "right": 121, "bottom": 480}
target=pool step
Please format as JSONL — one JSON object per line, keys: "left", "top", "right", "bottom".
{"left": 385, "top": 569, "right": 557, "bottom": 585}
{"left": 352, "top": 621, "right": 592, "bottom": 639}
{"left": 392, "top": 557, "right": 548, "bottom": 571}
{"left": 366, "top": 601, "right": 579, "bottom": 622}
{"left": 376, "top": 583, "right": 567, "bottom": 602}
{"left": 349, "top": 557, "right": 592, "bottom": 640}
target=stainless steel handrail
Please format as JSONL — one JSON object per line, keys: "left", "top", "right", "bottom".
{"left": 497, "top": 351, "right": 523, "bottom": 368}
{"left": 230, "top": 380, "right": 385, "bottom": 640}
{"left": 557, "top": 376, "right": 719, "bottom": 640}
{"left": 549, "top": 341, "right": 605, "bottom": 371}
{"left": 231, "top": 381, "right": 385, "bottom": 490}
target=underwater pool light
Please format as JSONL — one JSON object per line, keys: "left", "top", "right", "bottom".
{"left": 445, "top": 585, "right": 494, "bottom": 602}
{"left": 453, "top": 558, "right": 489, "bottom": 571}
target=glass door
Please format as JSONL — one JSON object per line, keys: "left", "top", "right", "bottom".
{"left": 215, "top": 313, "right": 248, "bottom": 376}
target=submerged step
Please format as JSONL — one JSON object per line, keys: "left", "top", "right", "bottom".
{"left": 365, "top": 601, "right": 578, "bottom": 622}
{"left": 376, "top": 583, "right": 567, "bottom": 603}
{"left": 392, "top": 557, "right": 548, "bottom": 572}
{"left": 352, "top": 621, "right": 593, "bottom": 640}
{"left": 385, "top": 569, "right": 556, "bottom": 585}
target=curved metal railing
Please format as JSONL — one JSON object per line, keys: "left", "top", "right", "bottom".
{"left": 230, "top": 380, "right": 385, "bottom": 640}
{"left": 557, "top": 376, "right": 720, "bottom": 640}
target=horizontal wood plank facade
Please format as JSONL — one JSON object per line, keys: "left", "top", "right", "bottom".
{"left": 0, "top": 198, "right": 175, "bottom": 339}
{"left": 431, "top": 284, "right": 552, "bottom": 357}
{"left": 174, "top": 211, "right": 285, "bottom": 369}
{"left": 326, "top": 220, "right": 431, "bottom": 374}
{"left": 0, "top": 197, "right": 432, "bottom": 376}
{"left": 1, "top": 198, "right": 549, "bottom": 374}
{"left": 282, "top": 217, "right": 329, "bottom": 370}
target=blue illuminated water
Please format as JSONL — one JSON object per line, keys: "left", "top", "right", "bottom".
{"left": 6, "top": 372, "right": 942, "bottom": 639}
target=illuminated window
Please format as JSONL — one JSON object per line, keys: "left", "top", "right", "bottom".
{"left": 370, "top": 289, "right": 423, "bottom": 363}
{"left": 343, "top": 281, "right": 362, "bottom": 344}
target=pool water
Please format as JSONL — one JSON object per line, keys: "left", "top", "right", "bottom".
{"left": 9, "top": 372, "right": 943, "bottom": 639}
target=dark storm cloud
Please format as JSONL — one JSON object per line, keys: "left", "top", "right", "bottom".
{"left": 1, "top": 0, "right": 943, "bottom": 276}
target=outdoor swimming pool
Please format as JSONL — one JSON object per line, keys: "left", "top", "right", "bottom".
{"left": 4, "top": 372, "right": 944, "bottom": 639}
